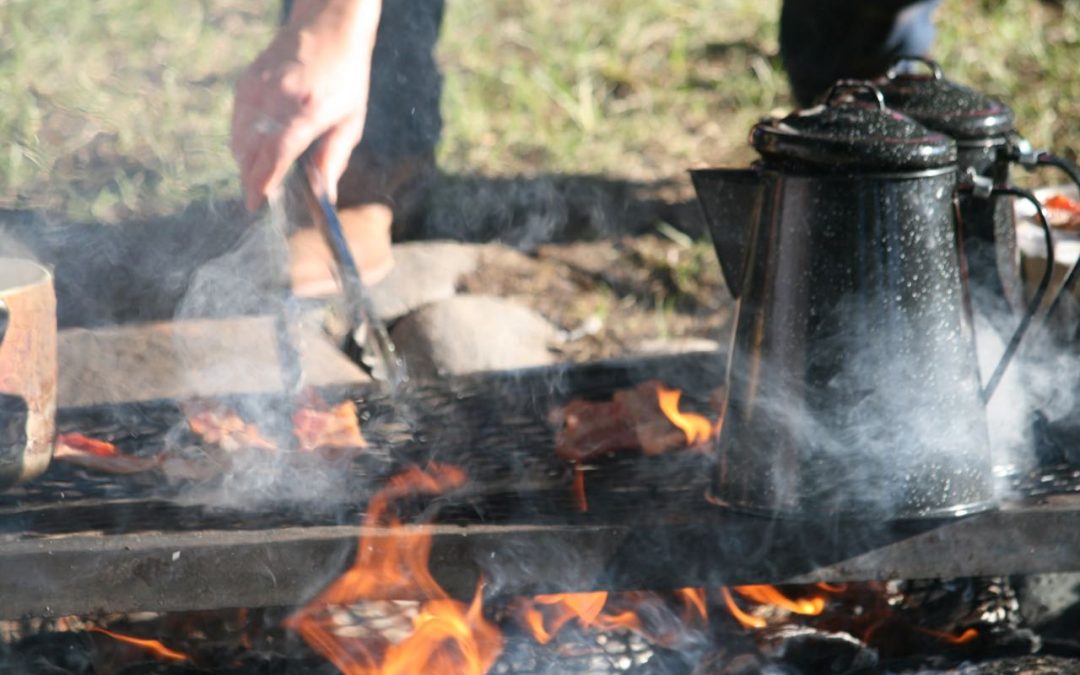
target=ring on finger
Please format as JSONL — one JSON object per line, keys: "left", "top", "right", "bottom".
{"left": 253, "top": 116, "right": 284, "bottom": 135}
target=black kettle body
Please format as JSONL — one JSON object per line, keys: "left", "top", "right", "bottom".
{"left": 693, "top": 82, "right": 997, "bottom": 520}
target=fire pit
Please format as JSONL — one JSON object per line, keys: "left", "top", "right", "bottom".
{"left": 2, "top": 348, "right": 1080, "bottom": 673}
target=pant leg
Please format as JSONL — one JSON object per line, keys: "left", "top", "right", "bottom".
{"left": 780, "top": 0, "right": 941, "bottom": 107}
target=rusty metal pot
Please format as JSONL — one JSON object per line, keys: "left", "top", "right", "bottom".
{"left": 0, "top": 259, "right": 56, "bottom": 489}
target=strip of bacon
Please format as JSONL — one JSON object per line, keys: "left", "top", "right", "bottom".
{"left": 293, "top": 400, "right": 367, "bottom": 452}
{"left": 551, "top": 380, "right": 718, "bottom": 461}
{"left": 184, "top": 405, "right": 278, "bottom": 453}
{"left": 1043, "top": 193, "right": 1080, "bottom": 230}
{"left": 1045, "top": 194, "right": 1080, "bottom": 212}
{"left": 54, "top": 434, "right": 161, "bottom": 474}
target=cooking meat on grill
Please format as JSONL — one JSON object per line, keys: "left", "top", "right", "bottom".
{"left": 54, "top": 433, "right": 162, "bottom": 474}
{"left": 56, "top": 394, "right": 369, "bottom": 478}
{"left": 551, "top": 380, "right": 719, "bottom": 462}
{"left": 1044, "top": 194, "right": 1080, "bottom": 230}
{"left": 293, "top": 399, "right": 367, "bottom": 454}
{"left": 184, "top": 404, "right": 279, "bottom": 453}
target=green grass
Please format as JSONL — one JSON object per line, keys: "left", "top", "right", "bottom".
{"left": 0, "top": 0, "right": 274, "bottom": 220}
{"left": 0, "top": 0, "right": 1077, "bottom": 223}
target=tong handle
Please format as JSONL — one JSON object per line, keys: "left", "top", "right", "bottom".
{"left": 296, "top": 153, "right": 407, "bottom": 386}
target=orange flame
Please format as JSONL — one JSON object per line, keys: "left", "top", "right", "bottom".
{"left": 720, "top": 587, "right": 766, "bottom": 629}
{"left": 515, "top": 591, "right": 648, "bottom": 644}
{"left": 655, "top": 386, "right": 718, "bottom": 446}
{"left": 816, "top": 582, "right": 847, "bottom": 593}
{"left": 916, "top": 626, "right": 979, "bottom": 645}
{"left": 675, "top": 587, "right": 708, "bottom": 623}
{"left": 286, "top": 464, "right": 502, "bottom": 675}
{"left": 520, "top": 592, "right": 609, "bottom": 644}
{"left": 89, "top": 627, "right": 189, "bottom": 662}
{"left": 571, "top": 466, "right": 588, "bottom": 513}
{"left": 732, "top": 585, "right": 827, "bottom": 616}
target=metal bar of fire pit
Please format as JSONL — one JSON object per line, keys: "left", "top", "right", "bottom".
{"left": 2, "top": 494, "right": 1079, "bottom": 618}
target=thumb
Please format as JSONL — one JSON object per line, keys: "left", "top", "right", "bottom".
{"left": 312, "top": 111, "right": 368, "bottom": 204}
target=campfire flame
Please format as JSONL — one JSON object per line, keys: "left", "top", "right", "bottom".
{"left": 732, "top": 585, "right": 827, "bottom": 616}
{"left": 720, "top": 587, "right": 767, "bottom": 629}
{"left": 916, "top": 626, "right": 980, "bottom": 645}
{"left": 285, "top": 463, "right": 502, "bottom": 675}
{"left": 655, "top": 385, "right": 718, "bottom": 446}
{"left": 518, "top": 592, "right": 610, "bottom": 644}
{"left": 675, "top": 587, "right": 708, "bottom": 623}
{"left": 720, "top": 585, "right": 827, "bottom": 629}
{"left": 89, "top": 627, "right": 189, "bottom": 662}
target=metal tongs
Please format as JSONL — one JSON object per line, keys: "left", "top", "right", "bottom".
{"left": 294, "top": 151, "right": 407, "bottom": 386}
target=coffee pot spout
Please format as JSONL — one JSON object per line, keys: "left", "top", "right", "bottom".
{"left": 690, "top": 168, "right": 761, "bottom": 298}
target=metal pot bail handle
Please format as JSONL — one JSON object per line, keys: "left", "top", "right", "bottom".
{"left": 957, "top": 172, "right": 1055, "bottom": 403}
{"left": 1006, "top": 139, "right": 1080, "bottom": 330}
{"left": 0, "top": 299, "right": 8, "bottom": 348}
{"left": 823, "top": 80, "right": 886, "bottom": 111}
{"left": 885, "top": 56, "right": 944, "bottom": 81}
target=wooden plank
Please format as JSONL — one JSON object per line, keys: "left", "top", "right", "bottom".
{"left": 3, "top": 496, "right": 1080, "bottom": 618}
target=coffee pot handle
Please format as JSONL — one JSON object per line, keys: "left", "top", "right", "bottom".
{"left": 885, "top": 56, "right": 944, "bottom": 81}
{"left": 1006, "top": 142, "right": 1080, "bottom": 336}
{"left": 957, "top": 176, "right": 1056, "bottom": 402}
{"left": 823, "top": 80, "right": 887, "bottom": 110}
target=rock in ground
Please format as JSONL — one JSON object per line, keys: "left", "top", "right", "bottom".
{"left": 368, "top": 241, "right": 481, "bottom": 322}
{"left": 390, "top": 295, "right": 559, "bottom": 379}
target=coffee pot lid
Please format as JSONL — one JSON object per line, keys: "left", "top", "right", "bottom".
{"left": 877, "top": 57, "right": 1015, "bottom": 141}
{"left": 751, "top": 80, "right": 957, "bottom": 171}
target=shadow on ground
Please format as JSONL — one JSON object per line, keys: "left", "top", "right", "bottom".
{"left": 0, "top": 172, "right": 706, "bottom": 329}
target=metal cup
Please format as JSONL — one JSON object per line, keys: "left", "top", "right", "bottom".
{"left": 0, "top": 259, "right": 57, "bottom": 489}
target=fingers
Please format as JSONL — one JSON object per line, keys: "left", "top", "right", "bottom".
{"left": 231, "top": 64, "right": 319, "bottom": 211}
{"left": 310, "top": 110, "right": 368, "bottom": 204}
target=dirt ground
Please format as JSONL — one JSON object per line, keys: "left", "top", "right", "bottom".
{"left": 459, "top": 234, "right": 734, "bottom": 363}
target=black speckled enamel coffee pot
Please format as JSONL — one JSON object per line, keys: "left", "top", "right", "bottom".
{"left": 691, "top": 81, "right": 1012, "bottom": 520}
{"left": 877, "top": 58, "right": 1022, "bottom": 318}
{"left": 879, "top": 57, "right": 1080, "bottom": 341}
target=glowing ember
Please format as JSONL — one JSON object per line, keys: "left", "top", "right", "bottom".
{"left": 89, "top": 626, "right": 189, "bottom": 662}
{"left": 732, "top": 585, "right": 827, "bottom": 617}
{"left": 655, "top": 385, "right": 717, "bottom": 446}
{"left": 285, "top": 463, "right": 502, "bottom": 675}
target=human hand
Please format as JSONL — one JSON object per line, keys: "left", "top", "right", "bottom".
{"left": 231, "top": 0, "right": 382, "bottom": 210}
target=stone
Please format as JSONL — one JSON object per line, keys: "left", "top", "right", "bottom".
{"left": 58, "top": 316, "right": 369, "bottom": 408}
{"left": 633, "top": 337, "right": 722, "bottom": 356}
{"left": 368, "top": 241, "right": 481, "bottom": 322}
{"left": 390, "top": 295, "right": 560, "bottom": 379}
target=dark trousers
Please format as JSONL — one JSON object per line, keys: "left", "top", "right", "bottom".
{"left": 285, "top": 0, "right": 941, "bottom": 175}
{"left": 781, "top": 0, "right": 942, "bottom": 106}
